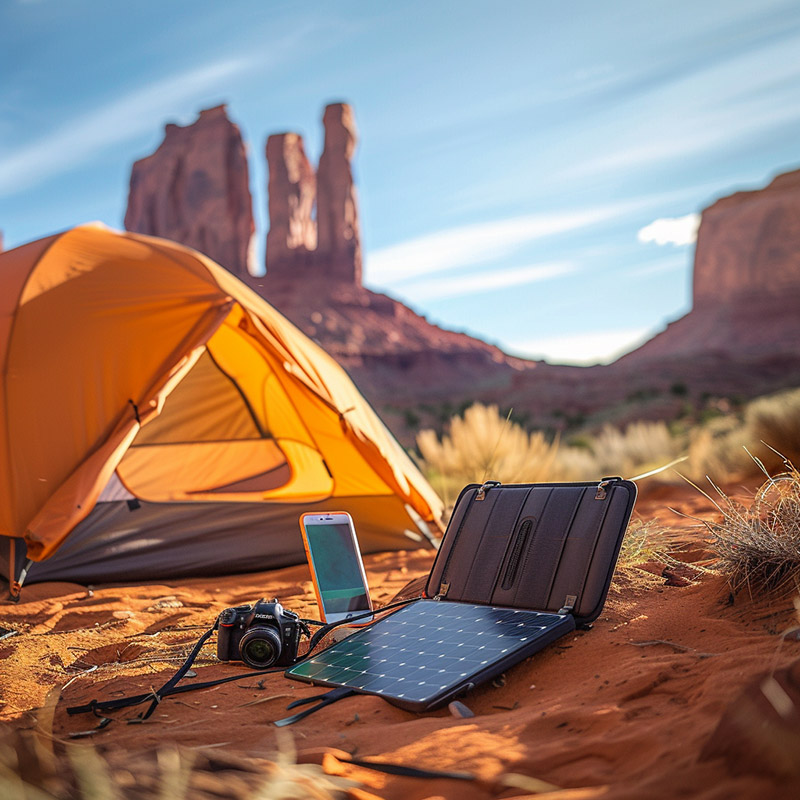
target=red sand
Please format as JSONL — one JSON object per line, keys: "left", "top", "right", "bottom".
{"left": 1, "top": 485, "right": 799, "bottom": 799}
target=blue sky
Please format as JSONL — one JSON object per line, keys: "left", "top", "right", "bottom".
{"left": 2, "top": 0, "right": 800, "bottom": 364}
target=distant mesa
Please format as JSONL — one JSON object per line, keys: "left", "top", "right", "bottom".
{"left": 620, "top": 167, "right": 800, "bottom": 365}
{"left": 124, "top": 104, "right": 256, "bottom": 279}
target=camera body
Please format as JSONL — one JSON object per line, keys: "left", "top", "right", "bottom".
{"left": 217, "top": 599, "right": 303, "bottom": 668}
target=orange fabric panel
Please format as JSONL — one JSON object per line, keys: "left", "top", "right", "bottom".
{"left": 118, "top": 439, "right": 289, "bottom": 500}
{"left": 205, "top": 312, "right": 314, "bottom": 447}
{"left": 0, "top": 233, "right": 61, "bottom": 536}
{"left": 118, "top": 438, "right": 333, "bottom": 503}
{"left": 132, "top": 349, "right": 261, "bottom": 445}
{"left": 5, "top": 226, "right": 232, "bottom": 550}
{"left": 135, "top": 242, "right": 443, "bottom": 524}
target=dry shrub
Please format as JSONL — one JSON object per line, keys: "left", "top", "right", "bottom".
{"left": 555, "top": 421, "right": 684, "bottom": 483}
{"left": 684, "top": 420, "right": 752, "bottom": 483}
{"left": 616, "top": 518, "right": 673, "bottom": 575}
{"left": 588, "top": 421, "right": 682, "bottom": 479}
{"left": 416, "top": 403, "right": 559, "bottom": 505}
{"left": 685, "top": 388, "right": 800, "bottom": 482}
{"left": 0, "top": 727, "right": 356, "bottom": 800}
{"left": 701, "top": 453, "right": 800, "bottom": 596}
{"left": 743, "top": 389, "right": 800, "bottom": 469}
{"left": 548, "top": 446, "right": 598, "bottom": 482}
{"left": 416, "top": 406, "right": 688, "bottom": 502}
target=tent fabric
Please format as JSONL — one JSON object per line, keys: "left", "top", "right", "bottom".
{"left": 0, "top": 224, "right": 443, "bottom": 585}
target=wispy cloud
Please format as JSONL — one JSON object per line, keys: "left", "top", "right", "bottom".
{"left": 366, "top": 206, "right": 625, "bottom": 285}
{"left": 637, "top": 213, "right": 700, "bottom": 247}
{"left": 563, "top": 31, "right": 800, "bottom": 180}
{"left": 628, "top": 255, "right": 689, "bottom": 279}
{"left": 395, "top": 261, "right": 577, "bottom": 302}
{"left": 505, "top": 326, "right": 654, "bottom": 366}
{"left": 0, "top": 58, "right": 255, "bottom": 197}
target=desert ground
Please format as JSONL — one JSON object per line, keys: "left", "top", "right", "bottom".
{"left": 1, "top": 482, "right": 798, "bottom": 799}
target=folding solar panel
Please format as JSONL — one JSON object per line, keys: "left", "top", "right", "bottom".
{"left": 286, "top": 479, "right": 636, "bottom": 716}
{"left": 285, "top": 599, "right": 575, "bottom": 711}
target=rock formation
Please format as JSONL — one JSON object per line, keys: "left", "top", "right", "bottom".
{"left": 693, "top": 169, "right": 800, "bottom": 308}
{"left": 264, "top": 133, "right": 316, "bottom": 278}
{"left": 123, "top": 102, "right": 800, "bottom": 444}
{"left": 620, "top": 167, "right": 800, "bottom": 363}
{"left": 315, "top": 103, "right": 362, "bottom": 284}
{"left": 125, "top": 105, "right": 255, "bottom": 278}
{"left": 263, "top": 102, "right": 362, "bottom": 284}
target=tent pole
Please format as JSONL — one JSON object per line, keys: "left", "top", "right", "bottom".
{"left": 7, "top": 539, "right": 31, "bottom": 602}
{"left": 7, "top": 539, "right": 19, "bottom": 601}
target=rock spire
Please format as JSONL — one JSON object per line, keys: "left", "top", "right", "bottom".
{"left": 264, "top": 133, "right": 317, "bottom": 277}
{"left": 264, "top": 102, "right": 362, "bottom": 284}
{"left": 315, "top": 103, "right": 362, "bottom": 284}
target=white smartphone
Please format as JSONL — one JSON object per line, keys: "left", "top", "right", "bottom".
{"left": 299, "top": 511, "right": 374, "bottom": 624}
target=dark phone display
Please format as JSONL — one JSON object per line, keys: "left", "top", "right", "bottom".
{"left": 305, "top": 522, "right": 370, "bottom": 614}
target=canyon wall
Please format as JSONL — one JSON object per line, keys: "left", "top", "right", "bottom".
{"left": 124, "top": 105, "right": 255, "bottom": 279}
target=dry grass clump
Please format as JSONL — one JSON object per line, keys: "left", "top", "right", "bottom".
{"left": 416, "top": 403, "right": 559, "bottom": 505}
{"left": 415, "top": 405, "right": 686, "bottom": 504}
{"left": 575, "top": 421, "right": 682, "bottom": 481}
{"left": 547, "top": 445, "right": 598, "bottom": 482}
{"left": 685, "top": 388, "right": 800, "bottom": 482}
{"left": 414, "top": 390, "right": 800, "bottom": 502}
{"left": 744, "top": 389, "right": 800, "bottom": 470}
{"left": 616, "top": 518, "right": 673, "bottom": 575}
{"left": 701, "top": 453, "right": 800, "bottom": 596}
{"left": 554, "top": 421, "right": 685, "bottom": 483}
{"left": 0, "top": 726, "right": 356, "bottom": 800}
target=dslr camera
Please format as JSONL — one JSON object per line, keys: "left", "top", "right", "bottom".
{"left": 217, "top": 599, "right": 306, "bottom": 668}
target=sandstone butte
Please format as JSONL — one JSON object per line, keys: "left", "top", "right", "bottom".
{"left": 124, "top": 105, "right": 255, "bottom": 279}
{"left": 123, "top": 104, "right": 800, "bottom": 442}
{"left": 618, "top": 169, "right": 800, "bottom": 362}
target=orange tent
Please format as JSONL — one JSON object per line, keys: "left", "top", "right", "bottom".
{"left": 0, "top": 225, "right": 443, "bottom": 595}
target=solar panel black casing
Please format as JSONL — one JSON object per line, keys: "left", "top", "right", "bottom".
{"left": 286, "top": 478, "right": 635, "bottom": 712}
{"left": 285, "top": 599, "right": 575, "bottom": 711}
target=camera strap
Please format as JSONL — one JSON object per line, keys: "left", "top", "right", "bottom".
{"left": 66, "top": 595, "right": 421, "bottom": 731}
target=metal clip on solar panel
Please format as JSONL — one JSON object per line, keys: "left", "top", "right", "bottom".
{"left": 433, "top": 582, "right": 450, "bottom": 600}
{"left": 557, "top": 595, "right": 577, "bottom": 615}
{"left": 595, "top": 476, "right": 620, "bottom": 500}
{"left": 476, "top": 480, "right": 501, "bottom": 501}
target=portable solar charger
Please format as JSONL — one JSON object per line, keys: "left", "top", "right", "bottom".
{"left": 285, "top": 478, "right": 637, "bottom": 714}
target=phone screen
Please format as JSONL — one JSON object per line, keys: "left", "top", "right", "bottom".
{"left": 305, "top": 521, "right": 370, "bottom": 614}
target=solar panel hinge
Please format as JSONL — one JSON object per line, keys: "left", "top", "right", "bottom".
{"left": 433, "top": 582, "right": 450, "bottom": 600}
{"left": 558, "top": 595, "right": 577, "bottom": 615}
{"left": 595, "top": 476, "right": 618, "bottom": 500}
{"left": 476, "top": 480, "right": 501, "bottom": 501}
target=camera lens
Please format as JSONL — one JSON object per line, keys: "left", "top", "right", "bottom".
{"left": 239, "top": 627, "right": 282, "bottom": 668}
